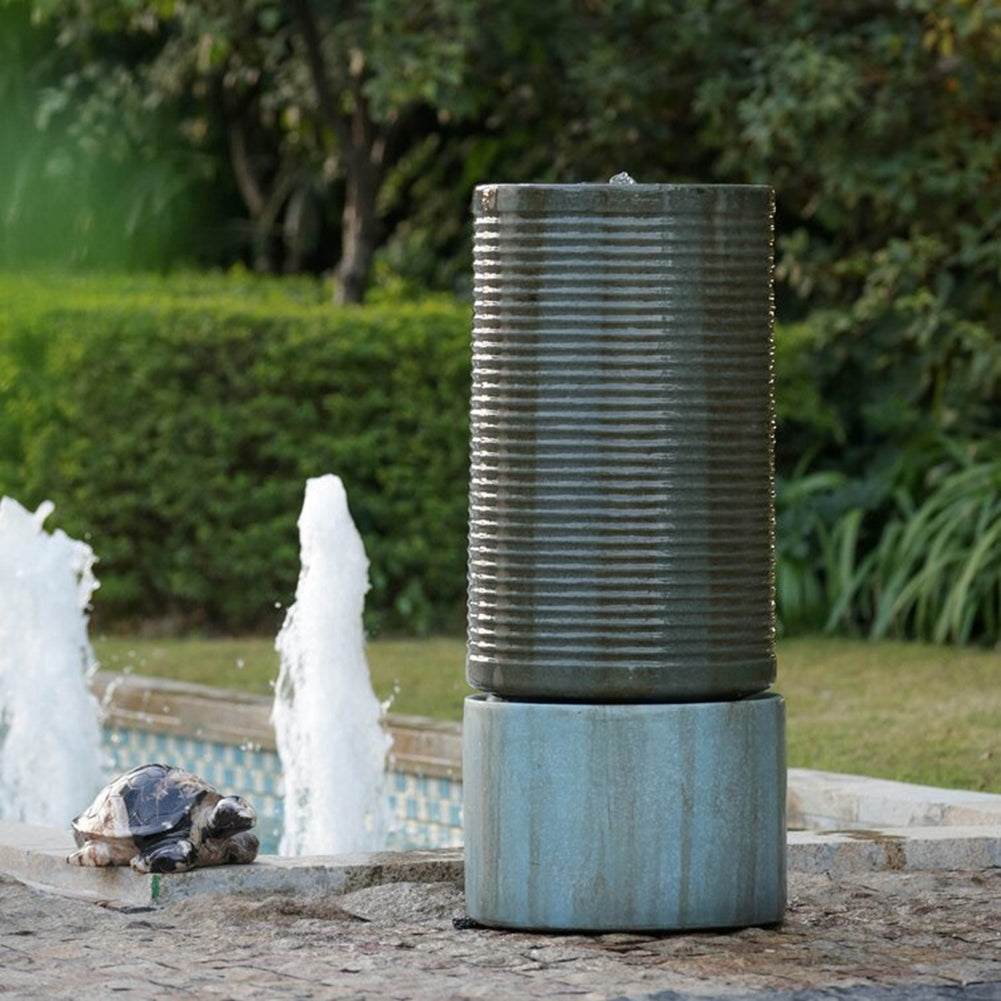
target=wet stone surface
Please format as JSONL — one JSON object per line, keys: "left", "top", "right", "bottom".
{"left": 2, "top": 868, "right": 1000, "bottom": 999}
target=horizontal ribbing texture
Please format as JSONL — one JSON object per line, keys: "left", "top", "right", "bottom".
{"left": 468, "top": 185, "right": 776, "bottom": 699}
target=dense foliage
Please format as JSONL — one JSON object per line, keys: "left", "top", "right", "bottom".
{"left": 1, "top": 0, "right": 999, "bottom": 641}
{"left": 1, "top": 271, "right": 999, "bottom": 643}
{"left": 775, "top": 435, "right": 1001, "bottom": 644}
{"left": 4, "top": 2, "right": 998, "bottom": 301}
{"left": 0, "top": 275, "right": 470, "bottom": 634}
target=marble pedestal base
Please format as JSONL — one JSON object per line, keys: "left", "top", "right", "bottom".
{"left": 462, "top": 693, "right": 786, "bottom": 931}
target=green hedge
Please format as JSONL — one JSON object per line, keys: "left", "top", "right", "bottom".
{"left": 4, "top": 272, "right": 998, "bottom": 645}
{"left": 0, "top": 274, "right": 471, "bottom": 634}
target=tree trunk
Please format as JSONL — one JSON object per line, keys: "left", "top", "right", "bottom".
{"left": 289, "top": 0, "right": 391, "bottom": 305}
{"left": 226, "top": 114, "right": 276, "bottom": 273}
{"left": 335, "top": 157, "right": 381, "bottom": 305}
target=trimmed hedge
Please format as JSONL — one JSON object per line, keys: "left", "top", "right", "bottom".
{"left": 5, "top": 273, "right": 996, "bottom": 645}
{"left": 0, "top": 274, "right": 471, "bottom": 634}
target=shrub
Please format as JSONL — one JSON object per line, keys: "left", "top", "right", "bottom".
{"left": 776, "top": 436, "right": 1001, "bottom": 646}
{"left": 0, "top": 273, "right": 471, "bottom": 635}
{"left": 4, "top": 273, "right": 999, "bottom": 645}
{"left": 868, "top": 439, "right": 1001, "bottom": 645}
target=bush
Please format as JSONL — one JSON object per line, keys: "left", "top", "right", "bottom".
{"left": 775, "top": 436, "right": 1001, "bottom": 646}
{"left": 773, "top": 261, "right": 1001, "bottom": 647}
{"left": 4, "top": 272, "right": 999, "bottom": 645}
{"left": 0, "top": 273, "right": 471, "bottom": 635}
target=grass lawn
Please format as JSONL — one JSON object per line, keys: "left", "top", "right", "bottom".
{"left": 93, "top": 634, "right": 473, "bottom": 721}
{"left": 780, "top": 637, "right": 1001, "bottom": 793}
{"left": 91, "top": 634, "right": 1001, "bottom": 794}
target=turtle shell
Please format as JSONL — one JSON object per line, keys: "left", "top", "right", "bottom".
{"left": 72, "top": 763, "right": 215, "bottom": 841}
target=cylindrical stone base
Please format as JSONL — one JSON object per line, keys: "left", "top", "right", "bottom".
{"left": 463, "top": 693, "right": 786, "bottom": 931}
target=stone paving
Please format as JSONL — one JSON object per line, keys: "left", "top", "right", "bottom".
{"left": 3, "top": 866, "right": 1001, "bottom": 1000}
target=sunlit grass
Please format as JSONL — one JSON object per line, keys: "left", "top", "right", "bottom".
{"left": 92, "top": 633, "right": 473, "bottom": 720}
{"left": 779, "top": 636, "right": 1001, "bottom": 792}
{"left": 91, "top": 634, "right": 1001, "bottom": 793}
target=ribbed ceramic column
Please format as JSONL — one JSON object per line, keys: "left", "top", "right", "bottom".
{"left": 463, "top": 182, "right": 786, "bottom": 931}
{"left": 468, "top": 182, "right": 775, "bottom": 701}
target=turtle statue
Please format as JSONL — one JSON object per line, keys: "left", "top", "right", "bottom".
{"left": 67, "top": 763, "right": 259, "bottom": 874}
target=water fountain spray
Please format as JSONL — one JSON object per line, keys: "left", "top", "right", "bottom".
{"left": 0, "top": 497, "right": 103, "bottom": 826}
{"left": 272, "top": 474, "right": 392, "bottom": 855}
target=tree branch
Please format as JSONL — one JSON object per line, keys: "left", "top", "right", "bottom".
{"left": 226, "top": 114, "right": 266, "bottom": 219}
{"left": 288, "top": 0, "right": 350, "bottom": 148}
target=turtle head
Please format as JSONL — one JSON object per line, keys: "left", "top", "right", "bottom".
{"left": 206, "top": 796, "right": 256, "bottom": 838}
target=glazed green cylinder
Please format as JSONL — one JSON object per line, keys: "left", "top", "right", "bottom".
{"left": 468, "top": 183, "right": 776, "bottom": 701}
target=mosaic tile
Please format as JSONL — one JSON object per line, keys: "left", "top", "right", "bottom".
{"left": 100, "top": 724, "right": 462, "bottom": 856}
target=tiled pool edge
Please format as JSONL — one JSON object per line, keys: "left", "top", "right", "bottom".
{"left": 91, "top": 672, "right": 463, "bottom": 854}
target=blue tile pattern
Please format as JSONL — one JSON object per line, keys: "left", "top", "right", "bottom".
{"left": 101, "top": 725, "right": 463, "bottom": 855}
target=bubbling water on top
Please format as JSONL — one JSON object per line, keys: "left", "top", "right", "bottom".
{"left": 0, "top": 497, "right": 104, "bottom": 826}
{"left": 272, "top": 475, "right": 392, "bottom": 855}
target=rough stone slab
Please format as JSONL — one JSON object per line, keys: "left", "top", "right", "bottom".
{"left": 4, "top": 820, "right": 1000, "bottom": 909}
{"left": 787, "top": 825, "right": 1001, "bottom": 875}
{"left": 788, "top": 768, "right": 1001, "bottom": 829}
{"left": 4, "top": 866, "right": 1001, "bottom": 1000}
{"left": 0, "top": 821, "right": 462, "bottom": 907}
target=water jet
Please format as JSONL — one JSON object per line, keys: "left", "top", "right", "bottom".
{"left": 272, "top": 474, "right": 392, "bottom": 855}
{"left": 0, "top": 497, "right": 103, "bottom": 826}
